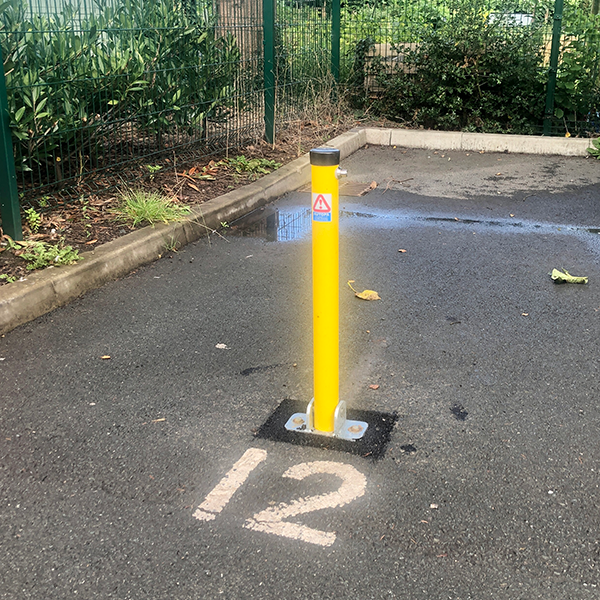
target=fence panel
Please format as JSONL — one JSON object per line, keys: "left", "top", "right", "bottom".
{"left": 340, "top": 0, "right": 600, "bottom": 136}
{"left": 2, "top": 0, "right": 600, "bottom": 214}
{"left": 0, "top": 0, "right": 265, "bottom": 204}
{"left": 274, "top": 0, "right": 333, "bottom": 125}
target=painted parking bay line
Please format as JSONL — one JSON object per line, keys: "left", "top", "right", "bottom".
{"left": 194, "top": 448, "right": 367, "bottom": 547}
{"left": 244, "top": 461, "right": 367, "bottom": 547}
{"left": 193, "top": 448, "right": 267, "bottom": 522}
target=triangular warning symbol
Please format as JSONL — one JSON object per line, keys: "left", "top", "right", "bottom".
{"left": 312, "top": 194, "right": 331, "bottom": 212}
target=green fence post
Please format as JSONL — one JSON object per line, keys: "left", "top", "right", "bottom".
{"left": 263, "top": 0, "right": 276, "bottom": 145}
{"left": 331, "top": 0, "right": 340, "bottom": 84}
{"left": 543, "top": 0, "right": 564, "bottom": 136}
{"left": 0, "top": 44, "right": 22, "bottom": 240}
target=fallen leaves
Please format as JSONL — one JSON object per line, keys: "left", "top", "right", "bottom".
{"left": 551, "top": 268, "right": 588, "bottom": 284}
{"left": 178, "top": 160, "right": 225, "bottom": 183}
{"left": 355, "top": 289, "right": 381, "bottom": 300}
{"left": 369, "top": 384, "right": 380, "bottom": 390}
{"left": 101, "top": 355, "right": 111, "bottom": 360}
{"left": 398, "top": 248, "right": 407, "bottom": 253}
{"left": 359, "top": 181, "right": 378, "bottom": 196}
{"left": 347, "top": 280, "right": 381, "bottom": 301}
{"left": 176, "top": 160, "right": 226, "bottom": 192}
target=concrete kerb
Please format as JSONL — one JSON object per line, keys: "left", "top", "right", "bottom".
{"left": 379, "top": 128, "right": 593, "bottom": 155}
{"left": 0, "top": 127, "right": 594, "bottom": 334}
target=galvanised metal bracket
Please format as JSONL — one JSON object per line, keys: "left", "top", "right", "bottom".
{"left": 285, "top": 399, "right": 369, "bottom": 441}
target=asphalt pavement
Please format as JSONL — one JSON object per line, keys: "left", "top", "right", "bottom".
{"left": 2, "top": 146, "right": 600, "bottom": 599}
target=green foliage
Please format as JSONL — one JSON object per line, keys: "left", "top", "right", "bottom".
{"left": 24, "top": 207, "right": 42, "bottom": 232}
{"left": 370, "top": 6, "right": 546, "bottom": 133}
{"left": 554, "top": 9, "right": 600, "bottom": 125}
{"left": 0, "top": 273, "right": 17, "bottom": 283}
{"left": 19, "top": 241, "right": 81, "bottom": 270}
{"left": 587, "top": 137, "right": 600, "bottom": 158}
{"left": 227, "top": 156, "right": 282, "bottom": 180}
{"left": 145, "top": 165, "right": 163, "bottom": 181}
{"left": 347, "top": 37, "right": 375, "bottom": 108}
{"left": 275, "top": 3, "right": 331, "bottom": 105}
{"left": 114, "top": 189, "right": 191, "bottom": 227}
{"left": 0, "top": 0, "right": 239, "bottom": 179}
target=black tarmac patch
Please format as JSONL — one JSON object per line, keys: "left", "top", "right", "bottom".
{"left": 255, "top": 398, "right": 398, "bottom": 460}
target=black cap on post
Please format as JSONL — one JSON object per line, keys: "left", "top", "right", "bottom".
{"left": 310, "top": 148, "right": 340, "bottom": 166}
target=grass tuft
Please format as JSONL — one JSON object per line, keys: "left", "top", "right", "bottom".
{"left": 114, "top": 189, "right": 191, "bottom": 228}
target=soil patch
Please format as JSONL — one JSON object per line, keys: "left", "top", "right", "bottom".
{"left": 0, "top": 119, "right": 359, "bottom": 286}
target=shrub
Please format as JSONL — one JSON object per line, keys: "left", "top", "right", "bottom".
{"left": 0, "top": 0, "right": 239, "bottom": 183}
{"left": 554, "top": 8, "right": 600, "bottom": 131}
{"left": 370, "top": 6, "right": 547, "bottom": 133}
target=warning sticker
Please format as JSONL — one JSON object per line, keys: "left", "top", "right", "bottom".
{"left": 312, "top": 193, "right": 332, "bottom": 222}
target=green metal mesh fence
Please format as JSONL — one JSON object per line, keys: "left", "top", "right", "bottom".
{"left": 1, "top": 0, "right": 600, "bottom": 214}
{"left": 0, "top": 0, "right": 335, "bottom": 206}
{"left": 275, "top": 2, "right": 332, "bottom": 117}
{"left": 340, "top": 0, "right": 600, "bottom": 136}
{"left": 0, "top": 0, "right": 267, "bottom": 204}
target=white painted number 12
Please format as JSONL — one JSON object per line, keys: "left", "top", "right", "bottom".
{"left": 194, "top": 448, "right": 366, "bottom": 547}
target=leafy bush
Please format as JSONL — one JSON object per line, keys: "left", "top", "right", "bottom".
{"left": 364, "top": 6, "right": 547, "bottom": 133}
{"left": 0, "top": 0, "right": 239, "bottom": 182}
{"left": 554, "top": 8, "right": 600, "bottom": 129}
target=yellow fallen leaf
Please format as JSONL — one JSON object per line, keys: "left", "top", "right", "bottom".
{"left": 369, "top": 384, "right": 380, "bottom": 390}
{"left": 347, "top": 280, "right": 381, "bottom": 300}
{"left": 355, "top": 289, "right": 381, "bottom": 301}
{"left": 551, "top": 268, "right": 588, "bottom": 284}
{"left": 101, "top": 355, "right": 111, "bottom": 359}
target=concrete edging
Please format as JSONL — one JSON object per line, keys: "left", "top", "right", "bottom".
{"left": 365, "top": 128, "right": 593, "bottom": 155}
{"left": 0, "top": 127, "right": 594, "bottom": 334}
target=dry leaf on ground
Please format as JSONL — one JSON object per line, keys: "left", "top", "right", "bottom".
{"left": 356, "top": 289, "right": 381, "bottom": 300}
{"left": 347, "top": 280, "right": 381, "bottom": 301}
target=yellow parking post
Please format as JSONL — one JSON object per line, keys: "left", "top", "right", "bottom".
{"left": 284, "top": 148, "right": 368, "bottom": 441}
{"left": 310, "top": 148, "right": 340, "bottom": 432}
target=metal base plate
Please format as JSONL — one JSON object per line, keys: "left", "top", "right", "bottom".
{"left": 285, "top": 400, "right": 369, "bottom": 441}
{"left": 256, "top": 398, "right": 398, "bottom": 459}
